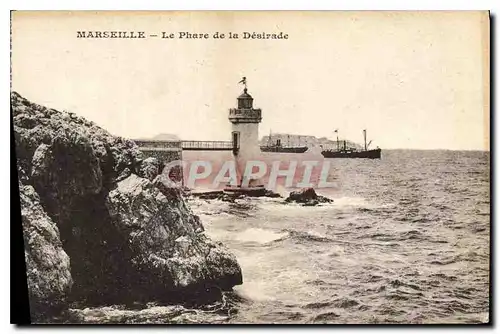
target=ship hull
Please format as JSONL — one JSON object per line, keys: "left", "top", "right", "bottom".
{"left": 260, "top": 146, "right": 308, "bottom": 153}
{"left": 321, "top": 148, "right": 381, "bottom": 159}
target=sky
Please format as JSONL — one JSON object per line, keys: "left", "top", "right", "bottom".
{"left": 11, "top": 11, "right": 489, "bottom": 150}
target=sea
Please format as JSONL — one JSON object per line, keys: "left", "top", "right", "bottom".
{"left": 68, "top": 149, "right": 490, "bottom": 324}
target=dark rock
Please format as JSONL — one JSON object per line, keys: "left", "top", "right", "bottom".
{"left": 264, "top": 189, "right": 282, "bottom": 198}
{"left": 286, "top": 188, "right": 317, "bottom": 202}
{"left": 105, "top": 174, "right": 242, "bottom": 296}
{"left": 20, "top": 183, "right": 72, "bottom": 321}
{"left": 12, "top": 92, "right": 242, "bottom": 319}
{"left": 30, "top": 135, "right": 103, "bottom": 226}
{"left": 303, "top": 199, "right": 320, "bottom": 207}
{"left": 12, "top": 91, "right": 144, "bottom": 188}
{"left": 191, "top": 190, "right": 238, "bottom": 203}
{"left": 285, "top": 187, "right": 333, "bottom": 206}
{"left": 138, "top": 157, "right": 165, "bottom": 181}
{"left": 194, "top": 191, "right": 225, "bottom": 200}
{"left": 191, "top": 188, "right": 281, "bottom": 202}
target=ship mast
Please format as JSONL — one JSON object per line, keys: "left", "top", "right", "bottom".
{"left": 363, "top": 129, "right": 367, "bottom": 151}
{"left": 335, "top": 129, "right": 339, "bottom": 151}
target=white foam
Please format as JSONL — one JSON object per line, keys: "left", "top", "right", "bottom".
{"left": 330, "top": 196, "right": 394, "bottom": 209}
{"left": 235, "top": 228, "right": 288, "bottom": 244}
{"left": 233, "top": 282, "right": 277, "bottom": 302}
{"left": 332, "top": 196, "right": 370, "bottom": 207}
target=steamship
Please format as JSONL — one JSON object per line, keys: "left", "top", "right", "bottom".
{"left": 321, "top": 129, "right": 381, "bottom": 159}
{"left": 260, "top": 133, "right": 309, "bottom": 153}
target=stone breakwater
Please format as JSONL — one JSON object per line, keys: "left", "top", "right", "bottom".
{"left": 12, "top": 92, "right": 242, "bottom": 322}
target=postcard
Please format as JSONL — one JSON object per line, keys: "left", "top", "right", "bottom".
{"left": 10, "top": 10, "right": 490, "bottom": 324}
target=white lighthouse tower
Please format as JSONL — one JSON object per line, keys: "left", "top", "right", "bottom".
{"left": 228, "top": 78, "right": 262, "bottom": 186}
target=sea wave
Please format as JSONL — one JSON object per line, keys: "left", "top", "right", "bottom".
{"left": 280, "top": 229, "right": 334, "bottom": 243}
{"left": 182, "top": 150, "right": 489, "bottom": 324}
{"left": 234, "top": 228, "right": 289, "bottom": 244}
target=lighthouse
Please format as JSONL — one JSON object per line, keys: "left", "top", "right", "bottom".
{"left": 228, "top": 79, "right": 263, "bottom": 186}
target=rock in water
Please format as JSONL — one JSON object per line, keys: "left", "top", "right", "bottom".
{"left": 285, "top": 187, "right": 333, "bottom": 206}
{"left": 12, "top": 92, "right": 242, "bottom": 320}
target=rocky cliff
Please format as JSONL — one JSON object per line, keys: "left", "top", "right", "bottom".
{"left": 12, "top": 92, "right": 242, "bottom": 322}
